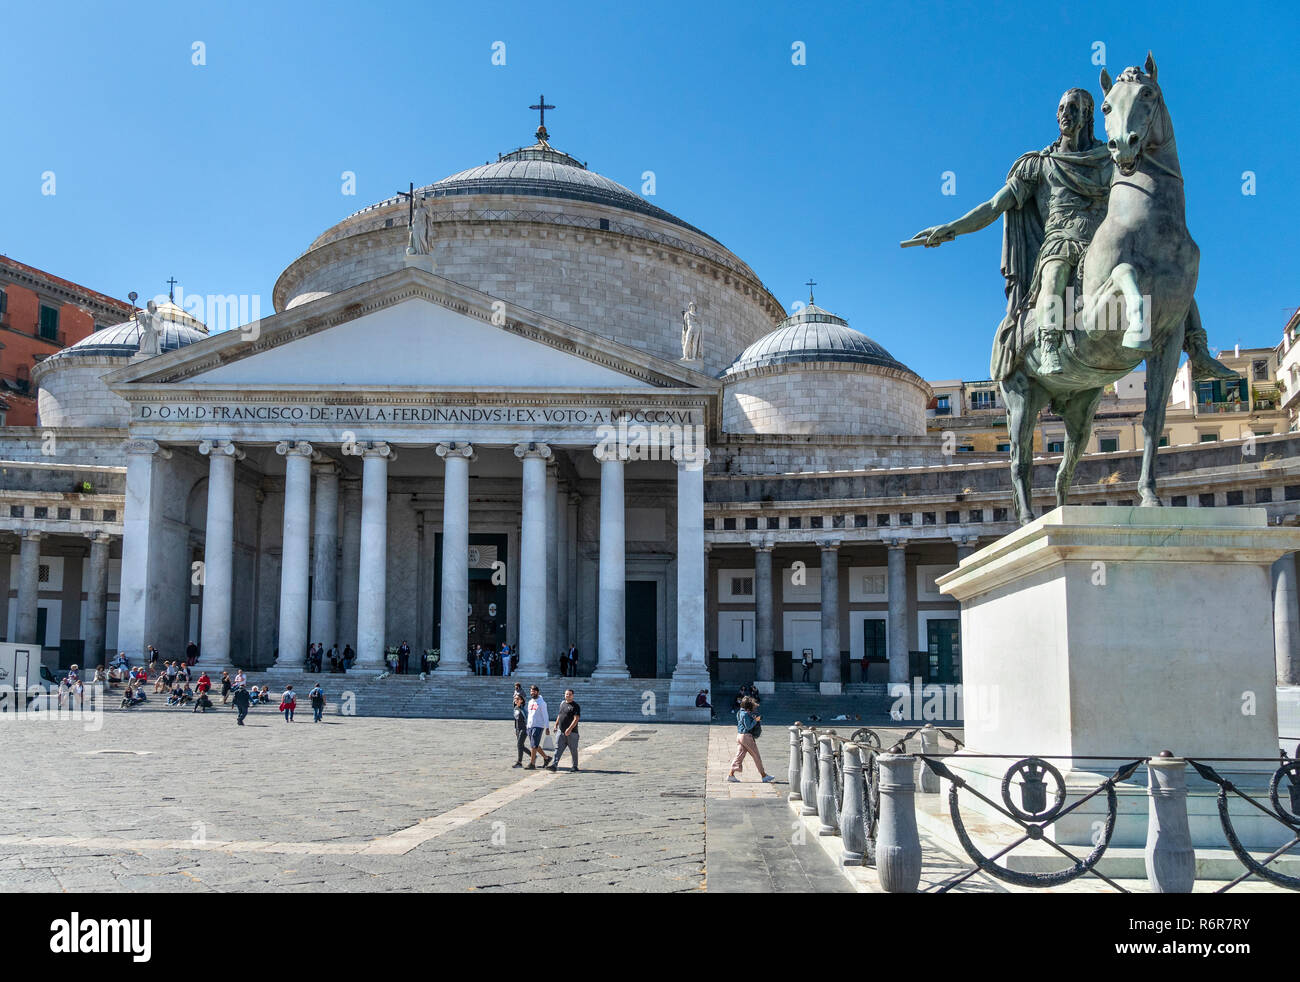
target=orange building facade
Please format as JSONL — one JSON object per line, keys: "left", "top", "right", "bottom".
{"left": 0, "top": 256, "right": 135, "bottom": 426}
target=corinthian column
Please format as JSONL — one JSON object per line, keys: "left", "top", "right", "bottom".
{"left": 84, "top": 532, "right": 111, "bottom": 665}
{"left": 310, "top": 459, "right": 339, "bottom": 650}
{"left": 199, "top": 439, "right": 244, "bottom": 666}
{"left": 118, "top": 438, "right": 172, "bottom": 659}
{"left": 275, "top": 441, "right": 314, "bottom": 668}
{"left": 514, "top": 443, "right": 552, "bottom": 675}
{"left": 437, "top": 442, "right": 474, "bottom": 674}
{"left": 669, "top": 446, "right": 710, "bottom": 708}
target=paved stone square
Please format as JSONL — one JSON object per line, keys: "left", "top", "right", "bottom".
{"left": 0, "top": 710, "right": 860, "bottom": 893}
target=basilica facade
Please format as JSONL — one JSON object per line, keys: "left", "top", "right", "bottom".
{"left": 4, "top": 120, "right": 1300, "bottom": 699}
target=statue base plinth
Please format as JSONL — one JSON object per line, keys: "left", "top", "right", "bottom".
{"left": 403, "top": 253, "right": 435, "bottom": 272}
{"left": 678, "top": 357, "right": 704, "bottom": 372}
{"left": 937, "top": 506, "right": 1300, "bottom": 849}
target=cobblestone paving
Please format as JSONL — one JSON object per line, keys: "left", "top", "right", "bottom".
{"left": 0, "top": 713, "right": 709, "bottom": 893}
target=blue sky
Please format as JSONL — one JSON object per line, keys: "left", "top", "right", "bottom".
{"left": 2, "top": 0, "right": 1296, "bottom": 379}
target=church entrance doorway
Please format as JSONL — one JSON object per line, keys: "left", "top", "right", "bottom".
{"left": 624, "top": 580, "right": 657, "bottom": 678}
{"left": 434, "top": 532, "right": 508, "bottom": 666}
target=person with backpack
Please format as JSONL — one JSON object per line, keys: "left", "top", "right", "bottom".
{"left": 279, "top": 685, "right": 297, "bottom": 722}
{"left": 727, "top": 696, "right": 774, "bottom": 784}
{"left": 309, "top": 683, "right": 326, "bottom": 723}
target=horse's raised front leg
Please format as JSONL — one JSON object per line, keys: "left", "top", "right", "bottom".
{"left": 1000, "top": 372, "right": 1050, "bottom": 525}
{"left": 1054, "top": 387, "right": 1105, "bottom": 508}
{"left": 1138, "top": 318, "right": 1187, "bottom": 506}
{"left": 1079, "top": 263, "right": 1148, "bottom": 351}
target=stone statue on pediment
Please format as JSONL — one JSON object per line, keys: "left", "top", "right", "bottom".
{"left": 136, "top": 300, "right": 161, "bottom": 356}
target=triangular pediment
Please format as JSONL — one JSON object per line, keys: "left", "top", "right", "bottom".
{"left": 105, "top": 266, "right": 715, "bottom": 392}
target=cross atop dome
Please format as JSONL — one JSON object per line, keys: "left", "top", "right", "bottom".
{"left": 529, "top": 94, "right": 555, "bottom": 143}
{"left": 805, "top": 278, "right": 817, "bottom": 305}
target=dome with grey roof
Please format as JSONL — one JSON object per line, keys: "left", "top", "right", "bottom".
{"left": 721, "top": 304, "right": 910, "bottom": 378}
{"left": 33, "top": 301, "right": 209, "bottom": 429}
{"left": 719, "top": 296, "right": 930, "bottom": 438}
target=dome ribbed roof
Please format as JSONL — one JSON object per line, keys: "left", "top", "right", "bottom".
{"left": 38, "top": 300, "right": 208, "bottom": 364}
{"left": 351, "top": 138, "right": 718, "bottom": 243}
{"left": 721, "top": 303, "right": 910, "bottom": 377}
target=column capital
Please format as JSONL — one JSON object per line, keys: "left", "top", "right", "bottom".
{"left": 671, "top": 446, "right": 711, "bottom": 469}
{"left": 515, "top": 442, "right": 553, "bottom": 461}
{"left": 276, "top": 440, "right": 314, "bottom": 458}
{"left": 88, "top": 531, "right": 111, "bottom": 545}
{"left": 749, "top": 536, "right": 773, "bottom": 552}
{"left": 123, "top": 438, "right": 171, "bottom": 459}
{"left": 198, "top": 439, "right": 245, "bottom": 461}
{"left": 20, "top": 529, "right": 42, "bottom": 543}
{"left": 342, "top": 441, "right": 396, "bottom": 462}
{"left": 436, "top": 441, "right": 476, "bottom": 461}
{"left": 883, "top": 536, "right": 909, "bottom": 550}
{"left": 951, "top": 535, "right": 979, "bottom": 549}
{"left": 591, "top": 443, "right": 625, "bottom": 463}
{"left": 815, "top": 537, "right": 841, "bottom": 552}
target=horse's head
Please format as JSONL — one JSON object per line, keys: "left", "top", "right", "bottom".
{"left": 1099, "top": 52, "right": 1168, "bottom": 177}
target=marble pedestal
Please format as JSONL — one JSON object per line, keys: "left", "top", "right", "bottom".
{"left": 937, "top": 506, "right": 1300, "bottom": 850}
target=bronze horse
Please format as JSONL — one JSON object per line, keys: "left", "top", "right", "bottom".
{"left": 1002, "top": 53, "right": 1200, "bottom": 523}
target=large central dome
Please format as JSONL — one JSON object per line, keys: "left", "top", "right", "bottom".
{"left": 274, "top": 116, "right": 783, "bottom": 373}
{"left": 354, "top": 139, "right": 718, "bottom": 245}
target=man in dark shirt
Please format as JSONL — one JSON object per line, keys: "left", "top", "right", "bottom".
{"left": 232, "top": 685, "right": 251, "bottom": 726}
{"left": 548, "top": 689, "right": 581, "bottom": 772}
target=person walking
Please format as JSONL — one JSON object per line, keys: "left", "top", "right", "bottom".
{"left": 232, "top": 684, "right": 251, "bottom": 726}
{"left": 524, "top": 685, "right": 552, "bottom": 769}
{"left": 280, "top": 685, "right": 297, "bottom": 722}
{"left": 548, "top": 689, "right": 581, "bottom": 772}
{"left": 309, "top": 682, "right": 326, "bottom": 723}
{"left": 727, "top": 696, "right": 774, "bottom": 783}
{"left": 512, "top": 693, "right": 529, "bottom": 767}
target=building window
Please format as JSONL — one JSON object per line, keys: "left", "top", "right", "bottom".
{"left": 1199, "top": 493, "right": 1215, "bottom": 507}
{"left": 1047, "top": 440, "right": 1064, "bottom": 453}
{"left": 744, "top": 517, "right": 758, "bottom": 530}
{"left": 704, "top": 518, "right": 715, "bottom": 531}
{"left": 810, "top": 516, "right": 823, "bottom": 529}
{"left": 0, "top": 288, "right": 7, "bottom": 322}
{"left": 1226, "top": 490, "right": 1244, "bottom": 506}
{"left": 832, "top": 514, "right": 845, "bottom": 529}
{"left": 9, "top": 506, "right": 22, "bottom": 518}
{"left": 899, "top": 513, "right": 913, "bottom": 526}
{"left": 1255, "top": 487, "right": 1273, "bottom": 504}
{"left": 970, "top": 389, "right": 998, "bottom": 410}
{"left": 1099, "top": 437, "right": 1119, "bottom": 453}
{"left": 765, "top": 517, "right": 779, "bottom": 530}
{"left": 922, "top": 512, "right": 936, "bottom": 525}
{"left": 854, "top": 514, "right": 868, "bottom": 528}
{"left": 788, "top": 517, "right": 802, "bottom": 530}
{"left": 38, "top": 564, "right": 50, "bottom": 583}
{"left": 39, "top": 305, "right": 60, "bottom": 341}
{"left": 1199, "top": 432, "right": 1218, "bottom": 443}
{"left": 957, "top": 445, "right": 975, "bottom": 453}
{"left": 1171, "top": 495, "right": 1187, "bottom": 506}
{"left": 730, "top": 577, "right": 753, "bottom": 597}
{"left": 102, "top": 509, "right": 117, "bottom": 521}
{"left": 1252, "top": 359, "right": 1269, "bottom": 381}
{"left": 945, "top": 510, "right": 960, "bottom": 524}
{"left": 1255, "top": 428, "right": 1273, "bottom": 436}
{"left": 969, "top": 509, "right": 983, "bottom": 522}
{"left": 1286, "top": 486, "right": 1300, "bottom": 502}
{"left": 996, "top": 442, "right": 1011, "bottom": 452}
{"left": 722, "top": 517, "right": 736, "bottom": 531}
{"left": 934, "top": 395, "right": 951, "bottom": 415}
{"left": 876, "top": 514, "right": 890, "bottom": 527}
{"left": 57, "top": 507, "right": 71, "bottom": 520}
{"left": 993, "top": 508, "right": 1008, "bottom": 522}
{"left": 80, "top": 508, "right": 93, "bottom": 520}
{"left": 1158, "top": 435, "right": 1169, "bottom": 447}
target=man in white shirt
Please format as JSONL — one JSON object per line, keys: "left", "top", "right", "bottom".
{"left": 524, "top": 685, "right": 551, "bottom": 770}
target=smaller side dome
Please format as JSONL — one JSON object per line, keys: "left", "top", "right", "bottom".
{"left": 719, "top": 297, "right": 931, "bottom": 438}
{"left": 32, "top": 300, "right": 209, "bottom": 429}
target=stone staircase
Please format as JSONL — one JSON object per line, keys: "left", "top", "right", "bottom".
{"left": 108, "top": 672, "right": 678, "bottom": 723}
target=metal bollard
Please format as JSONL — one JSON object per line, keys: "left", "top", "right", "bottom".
{"left": 787, "top": 726, "right": 803, "bottom": 802}
{"left": 1145, "top": 752, "right": 1196, "bottom": 893}
{"left": 800, "top": 730, "right": 819, "bottom": 816}
{"left": 876, "top": 754, "right": 922, "bottom": 893}
{"left": 840, "top": 742, "right": 867, "bottom": 866}
{"left": 817, "top": 734, "right": 839, "bottom": 835}
{"left": 916, "top": 724, "right": 940, "bottom": 793}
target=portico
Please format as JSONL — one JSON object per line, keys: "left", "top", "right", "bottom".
{"left": 101, "top": 268, "right": 714, "bottom": 692}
